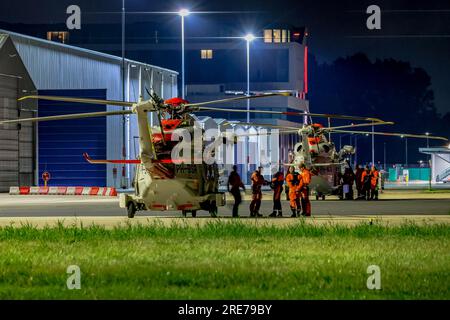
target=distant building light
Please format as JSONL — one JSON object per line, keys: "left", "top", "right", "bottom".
{"left": 46, "top": 31, "right": 69, "bottom": 44}
{"left": 200, "top": 49, "right": 213, "bottom": 59}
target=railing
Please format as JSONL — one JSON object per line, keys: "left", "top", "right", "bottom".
{"left": 436, "top": 167, "right": 450, "bottom": 182}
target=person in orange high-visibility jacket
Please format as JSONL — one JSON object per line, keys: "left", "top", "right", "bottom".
{"left": 299, "top": 163, "right": 312, "bottom": 216}
{"left": 249, "top": 166, "right": 267, "bottom": 217}
{"left": 285, "top": 166, "right": 303, "bottom": 217}
{"left": 269, "top": 170, "right": 284, "bottom": 217}
{"left": 370, "top": 166, "right": 379, "bottom": 200}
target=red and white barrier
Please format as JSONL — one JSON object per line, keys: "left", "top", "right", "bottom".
{"left": 9, "top": 186, "right": 117, "bottom": 197}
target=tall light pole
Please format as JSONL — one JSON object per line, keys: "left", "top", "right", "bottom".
{"left": 401, "top": 135, "right": 408, "bottom": 167}
{"left": 371, "top": 124, "right": 375, "bottom": 166}
{"left": 405, "top": 137, "right": 408, "bottom": 167}
{"left": 121, "top": 0, "right": 126, "bottom": 188}
{"left": 179, "top": 9, "right": 190, "bottom": 99}
{"left": 244, "top": 34, "right": 255, "bottom": 123}
{"left": 425, "top": 132, "right": 430, "bottom": 148}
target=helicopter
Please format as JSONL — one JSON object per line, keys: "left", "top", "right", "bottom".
{"left": 217, "top": 109, "right": 448, "bottom": 200}
{"left": 1, "top": 91, "right": 299, "bottom": 218}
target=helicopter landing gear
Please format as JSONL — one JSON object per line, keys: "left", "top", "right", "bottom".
{"left": 127, "top": 202, "right": 136, "bottom": 218}
{"left": 209, "top": 201, "right": 218, "bottom": 218}
{"left": 182, "top": 210, "right": 197, "bottom": 218}
{"left": 315, "top": 193, "right": 326, "bottom": 201}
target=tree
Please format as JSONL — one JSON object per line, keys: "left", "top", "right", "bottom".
{"left": 308, "top": 52, "right": 448, "bottom": 165}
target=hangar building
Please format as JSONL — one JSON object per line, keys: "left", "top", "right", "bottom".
{"left": 0, "top": 30, "right": 178, "bottom": 192}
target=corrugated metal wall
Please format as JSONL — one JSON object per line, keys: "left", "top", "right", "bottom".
{"left": 6, "top": 32, "right": 177, "bottom": 188}
{"left": 38, "top": 89, "right": 107, "bottom": 187}
{"left": 0, "top": 76, "right": 19, "bottom": 191}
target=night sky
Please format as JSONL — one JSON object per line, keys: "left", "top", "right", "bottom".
{"left": 1, "top": 0, "right": 449, "bottom": 115}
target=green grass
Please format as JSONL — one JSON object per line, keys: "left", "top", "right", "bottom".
{"left": 424, "top": 189, "right": 450, "bottom": 193}
{"left": 0, "top": 221, "right": 449, "bottom": 299}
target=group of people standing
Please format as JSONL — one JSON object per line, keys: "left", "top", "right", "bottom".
{"left": 227, "top": 164, "right": 312, "bottom": 218}
{"left": 341, "top": 165, "right": 380, "bottom": 200}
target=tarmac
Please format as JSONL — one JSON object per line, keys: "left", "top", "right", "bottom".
{"left": 0, "top": 190, "right": 449, "bottom": 228}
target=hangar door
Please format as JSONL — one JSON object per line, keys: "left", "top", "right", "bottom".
{"left": 38, "top": 89, "right": 107, "bottom": 187}
{"left": 0, "top": 76, "right": 34, "bottom": 192}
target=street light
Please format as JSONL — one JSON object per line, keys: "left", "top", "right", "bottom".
{"left": 244, "top": 33, "right": 255, "bottom": 123}
{"left": 425, "top": 132, "right": 430, "bottom": 148}
{"left": 178, "top": 9, "right": 190, "bottom": 99}
{"left": 371, "top": 125, "right": 375, "bottom": 166}
{"left": 121, "top": 0, "right": 127, "bottom": 188}
{"left": 401, "top": 135, "right": 408, "bottom": 167}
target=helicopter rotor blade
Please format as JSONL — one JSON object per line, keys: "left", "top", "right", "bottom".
{"left": 18, "top": 95, "right": 135, "bottom": 107}
{"left": 0, "top": 110, "right": 133, "bottom": 125}
{"left": 222, "top": 121, "right": 299, "bottom": 130}
{"left": 282, "top": 162, "right": 344, "bottom": 167}
{"left": 323, "top": 121, "right": 394, "bottom": 131}
{"left": 196, "top": 107, "right": 385, "bottom": 123}
{"left": 329, "top": 129, "right": 448, "bottom": 141}
{"left": 185, "top": 92, "right": 292, "bottom": 108}
{"left": 224, "top": 129, "right": 299, "bottom": 138}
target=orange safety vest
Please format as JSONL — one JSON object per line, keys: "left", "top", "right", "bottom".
{"left": 272, "top": 172, "right": 284, "bottom": 200}
{"left": 370, "top": 170, "right": 379, "bottom": 188}
{"left": 251, "top": 171, "right": 265, "bottom": 193}
{"left": 301, "top": 168, "right": 311, "bottom": 185}
{"left": 361, "top": 170, "right": 369, "bottom": 184}
{"left": 286, "top": 173, "right": 303, "bottom": 192}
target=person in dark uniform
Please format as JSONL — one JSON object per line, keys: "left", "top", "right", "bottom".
{"left": 342, "top": 167, "right": 356, "bottom": 200}
{"left": 227, "top": 165, "right": 245, "bottom": 217}
{"left": 269, "top": 170, "right": 284, "bottom": 217}
{"left": 355, "top": 164, "right": 364, "bottom": 200}
{"left": 361, "top": 166, "right": 372, "bottom": 200}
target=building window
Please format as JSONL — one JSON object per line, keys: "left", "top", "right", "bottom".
{"left": 200, "top": 49, "right": 213, "bottom": 59}
{"left": 273, "top": 29, "right": 281, "bottom": 43}
{"left": 46, "top": 31, "right": 69, "bottom": 44}
{"left": 264, "top": 29, "right": 272, "bottom": 43}
{"left": 264, "top": 29, "right": 291, "bottom": 43}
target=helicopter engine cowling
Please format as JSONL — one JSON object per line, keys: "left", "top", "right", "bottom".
{"left": 338, "top": 145, "right": 355, "bottom": 160}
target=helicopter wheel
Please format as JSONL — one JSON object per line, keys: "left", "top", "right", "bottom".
{"left": 191, "top": 210, "right": 197, "bottom": 218}
{"left": 209, "top": 201, "right": 218, "bottom": 218}
{"left": 127, "top": 202, "right": 136, "bottom": 218}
